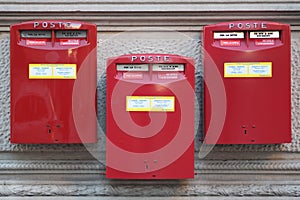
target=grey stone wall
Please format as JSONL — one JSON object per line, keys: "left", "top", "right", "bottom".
{"left": 0, "top": 0, "right": 300, "bottom": 198}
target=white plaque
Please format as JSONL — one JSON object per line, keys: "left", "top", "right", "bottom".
{"left": 214, "top": 32, "right": 244, "bottom": 39}
{"left": 152, "top": 64, "right": 184, "bottom": 71}
{"left": 250, "top": 31, "right": 280, "bottom": 38}
{"left": 117, "top": 64, "right": 149, "bottom": 71}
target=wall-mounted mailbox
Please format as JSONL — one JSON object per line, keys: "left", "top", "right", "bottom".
{"left": 10, "top": 20, "right": 97, "bottom": 144}
{"left": 106, "top": 54, "right": 194, "bottom": 179}
{"left": 204, "top": 21, "right": 291, "bottom": 144}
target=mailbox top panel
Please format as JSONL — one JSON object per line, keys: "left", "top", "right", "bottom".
{"left": 204, "top": 20, "right": 290, "bottom": 31}
{"left": 107, "top": 54, "right": 194, "bottom": 65}
{"left": 10, "top": 20, "right": 96, "bottom": 30}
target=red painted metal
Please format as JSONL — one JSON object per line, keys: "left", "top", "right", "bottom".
{"left": 106, "top": 54, "right": 194, "bottom": 179}
{"left": 204, "top": 21, "right": 291, "bottom": 144}
{"left": 10, "top": 20, "right": 97, "bottom": 144}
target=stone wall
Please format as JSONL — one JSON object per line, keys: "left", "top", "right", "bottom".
{"left": 0, "top": 0, "right": 300, "bottom": 198}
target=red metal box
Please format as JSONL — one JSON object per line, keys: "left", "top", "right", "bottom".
{"left": 10, "top": 20, "right": 97, "bottom": 144}
{"left": 106, "top": 54, "right": 194, "bottom": 179}
{"left": 204, "top": 21, "right": 291, "bottom": 144}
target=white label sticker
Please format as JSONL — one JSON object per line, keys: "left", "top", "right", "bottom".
{"left": 152, "top": 64, "right": 184, "bottom": 71}
{"left": 29, "top": 64, "right": 76, "bottom": 79}
{"left": 29, "top": 66, "right": 52, "bottom": 77}
{"left": 127, "top": 98, "right": 150, "bottom": 111}
{"left": 20, "top": 30, "right": 52, "bottom": 38}
{"left": 224, "top": 65, "right": 248, "bottom": 76}
{"left": 55, "top": 30, "right": 87, "bottom": 38}
{"left": 224, "top": 62, "right": 272, "bottom": 77}
{"left": 250, "top": 31, "right": 280, "bottom": 38}
{"left": 151, "top": 99, "right": 174, "bottom": 111}
{"left": 117, "top": 64, "right": 149, "bottom": 71}
{"left": 126, "top": 96, "right": 175, "bottom": 112}
{"left": 249, "top": 64, "right": 272, "bottom": 76}
{"left": 53, "top": 66, "right": 76, "bottom": 77}
{"left": 214, "top": 32, "right": 244, "bottom": 39}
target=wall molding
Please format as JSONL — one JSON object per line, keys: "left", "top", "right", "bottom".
{"left": 1, "top": 158, "right": 300, "bottom": 171}
{"left": 0, "top": 1, "right": 300, "bottom": 31}
{"left": 1, "top": 12, "right": 300, "bottom": 32}
{"left": 0, "top": 182, "right": 300, "bottom": 196}
{"left": 1, "top": 158, "right": 300, "bottom": 197}
{"left": 1, "top": 0, "right": 300, "bottom": 12}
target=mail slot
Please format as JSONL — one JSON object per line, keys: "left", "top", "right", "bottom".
{"left": 204, "top": 20, "right": 291, "bottom": 144}
{"left": 106, "top": 54, "right": 195, "bottom": 179}
{"left": 10, "top": 20, "right": 97, "bottom": 143}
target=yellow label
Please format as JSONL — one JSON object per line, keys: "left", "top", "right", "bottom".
{"left": 29, "top": 64, "right": 76, "bottom": 79}
{"left": 224, "top": 62, "right": 272, "bottom": 78}
{"left": 126, "top": 96, "right": 175, "bottom": 112}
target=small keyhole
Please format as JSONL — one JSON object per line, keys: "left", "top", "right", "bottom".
{"left": 46, "top": 124, "right": 51, "bottom": 134}
{"left": 244, "top": 129, "right": 247, "bottom": 134}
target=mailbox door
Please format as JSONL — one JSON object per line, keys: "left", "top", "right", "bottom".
{"left": 10, "top": 20, "right": 97, "bottom": 144}
{"left": 204, "top": 21, "right": 291, "bottom": 144}
{"left": 106, "top": 54, "right": 194, "bottom": 179}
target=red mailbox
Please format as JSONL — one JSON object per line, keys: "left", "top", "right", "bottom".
{"left": 106, "top": 54, "right": 194, "bottom": 179}
{"left": 204, "top": 20, "right": 291, "bottom": 144}
{"left": 10, "top": 20, "right": 97, "bottom": 144}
